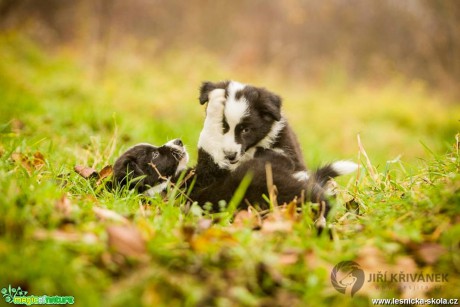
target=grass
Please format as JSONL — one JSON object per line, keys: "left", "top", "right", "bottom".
{"left": 0, "top": 33, "right": 459, "bottom": 306}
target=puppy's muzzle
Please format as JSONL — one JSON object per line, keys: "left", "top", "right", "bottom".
{"left": 224, "top": 150, "right": 239, "bottom": 164}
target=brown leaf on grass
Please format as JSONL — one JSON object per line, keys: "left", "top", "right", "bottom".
{"left": 353, "top": 245, "right": 393, "bottom": 296}
{"left": 279, "top": 250, "right": 299, "bottom": 265}
{"left": 233, "top": 208, "right": 261, "bottom": 229}
{"left": 11, "top": 152, "right": 46, "bottom": 174}
{"left": 0, "top": 146, "right": 4, "bottom": 158}
{"left": 107, "top": 225, "right": 147, "bottom": 258}
{"left": 190, "top": 228, "right": 236, "bottom": 253}
{"left": 75, "top": 164, "right": 113, "bottom": 184}
{"left": 410, "top": 242, "right": 446, "bottom": 265}
{"left": 261, "top": 220, "right": 293, "bottom": 233}
{"left": 33, "top": 152, "right": 46, "bottom": 169}
{"left": 356, "top": 245, "right": 391, "bottom": 273}
{"left": 303, "top": 250, "right": 330, "bottom": 270}
{"left": 74, "top": 165, "right": 98, "bottom": 179}
{"left": 11, "top": 152, "right": 33, "bottom": 174}
{"left": 394, "top": 255, "right": 431, "bottom": 299}
{"left": 97, "top": 165, "right": 113, "bottom": 185}
{"left": 93, "top": 207, "right": 129, "bottom": 224}
{"left": 56, "top": 195, "right": 73, "bottom": 217}
{"left": 260, "top": 207, "right": 295, "bottom": 234}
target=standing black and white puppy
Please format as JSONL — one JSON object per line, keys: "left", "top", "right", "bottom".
{"left": 195, "top": 80, "right": 308, "bottom": 187}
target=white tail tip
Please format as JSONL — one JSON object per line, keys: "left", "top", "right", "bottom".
{"left": 331, "top": 160, "right": 358, "bottom": 175}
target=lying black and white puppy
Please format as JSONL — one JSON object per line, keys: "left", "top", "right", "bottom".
{"left": 197, "top": 80, "right": 307, "bottom": 179}
{"left": 112, "top": 139, "right": 189, "bottom": 195}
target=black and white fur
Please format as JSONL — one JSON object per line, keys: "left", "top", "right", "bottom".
{"left": 197, "top": 81, "right": 306, "bottom": 176}
{"left": 112, "top": 139, "right": 189, "bottom": 195}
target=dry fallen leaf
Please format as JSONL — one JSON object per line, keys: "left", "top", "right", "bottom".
{"left": 97, "top": 165, "right": 113, "bottom": 185}
{"left": 279, "top": 250, "right": 299, "bottom": 265}
{"left": 11, "top": 152, "right": 34, "bottom": 174}
{"left": 261, "top": 208, "right": 294, "bottom": 234}
{"left": 74, "top": 165, "right": 98, "bottom": 179}
{"left": 396, "top": 256, "right": 432, "bottom": 299}
{"left": 190, "top": 228, "right": 236, "bottom": 253}
{"left": 411, "top": 242, "right": 446, "bottom": 265}
{"left": 107, "top": 225, "right": 147, "bottom": 258}
{"left": 93, "top": 207, "right": 129, "bottom": 224}
{"left": 33, "top": 152, "right": 46, "bottom": 169}
{"left": 233, "top": 208, "right": 261, "bottom": 229}
{"left": 356, "top": 245, "right": 391, "bottom": 273}
{"left": 261, "top": 219, "right": 293, "bottom": 233}
{"left": 56, "top": 194, "right": 73, "bottom": 217}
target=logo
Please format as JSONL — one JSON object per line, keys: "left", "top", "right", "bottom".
{"left": 331, "top": 261, "right": 365, "bottom": 297}
{"left": 1, "top": 285, "right": 28, "bottom": 303}
{"left": 1, "top": 285, "right": 74, "bottom": 305}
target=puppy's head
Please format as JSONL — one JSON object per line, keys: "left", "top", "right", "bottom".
{"left": 113, "top": 139, "right": 189, "bottom": 193}
{"left": 199, "top": 80, "right": 283, "bottom": 168}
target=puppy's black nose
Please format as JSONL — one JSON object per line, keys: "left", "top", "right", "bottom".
{"left": 224, "top": 151, "right": 237, "bottom": 162}
{"left": 173, "top": 139, "right": 183, "bottom": 146}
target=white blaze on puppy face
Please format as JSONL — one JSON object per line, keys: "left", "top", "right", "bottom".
{"left": 165, "top": 139, "right": 189, "bottom": 175}
{"left": 222, "top": 81, "right": 248, "bottom": 161}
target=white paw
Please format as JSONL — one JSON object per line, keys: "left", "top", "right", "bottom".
{"left": 206, "top": 89, "right": 226, "bottom": 116}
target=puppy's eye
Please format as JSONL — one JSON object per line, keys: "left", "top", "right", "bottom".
{"left": 151, "top": 151, "right": 160, "bottom": 160}
{"left": 241, "top": 127, "right": 250, "bottom": 134}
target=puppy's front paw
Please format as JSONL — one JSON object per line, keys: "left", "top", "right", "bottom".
{"left": 206, "top": 89, "right": 226, "bottom": 116}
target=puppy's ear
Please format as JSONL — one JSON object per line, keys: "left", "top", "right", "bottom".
{"left": 261, "top": 91, "right": 282, "bottom": 121}
{"left": 199, "top": 81, "right": 228, "bottom": 105}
